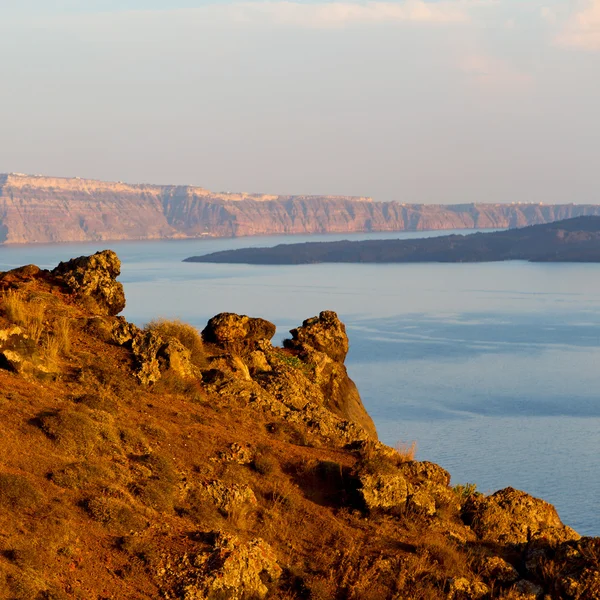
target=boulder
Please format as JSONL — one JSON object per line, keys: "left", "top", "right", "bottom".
{"left": 202, "top": 481, "right": 257, "bottom": 516}
{"left": 202, "top": 313, "right": 276, "bottom": 350}
{"left": 182, "top": 532, "right": 281, "bottom": 599}
{"left": 357, "top": 470, "right": 411, "bottom": 513}
{"left": 131, "top": 330, "right": 197, "bottom": 385}
{"left": 462, "top": 487, "right": 581, "bottom": 545}
{"left": 478, "top": 556, "right": 519, "bottom": 584}
{"left": 285, "top": 310, "right": 349, "bottom": 362}
{"left": 447, "top": 577, "right": 489, "bottom": 600}
{"left": 0, "top": 326, "right": 36, "bottom": 373}
{"left": 51, "top": 250, "right": 125, "bottom": 316}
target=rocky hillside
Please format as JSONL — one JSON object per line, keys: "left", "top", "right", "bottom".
{"left": 0, "top": 250, "right": 598, "bottom": 600}
{"left": 2, "top": 173, "right": 600, "bottom": 244}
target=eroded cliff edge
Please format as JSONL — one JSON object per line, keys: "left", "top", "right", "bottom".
{"left": 0, "top": 251, "right": 598, "bottom": 600}
{"left": 3, "top": 173, "right": 600, "bottom": 244}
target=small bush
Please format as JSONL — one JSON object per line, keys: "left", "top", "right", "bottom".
{"left": 2, "top": 290, "right": 46, "bottom": 343}
{"left": 252, "top": 451, "right": 277, "bottom": 476}
{"left": 0, "top": 473, "right": 41, "bottom": 510}
{"left": 452, "top": 482, "right": 479, "bottom": 502}
{"left": 75, "top": 393, "right": 118, "bottom": 415}
{"left": 395, "top": 440, "right": 417, "bottom": 463}
{"left": 145, "top": 318, "right": 206, "bottom": 366}
{"left": 53, "top": 316, "right": 71, "bottom": 355}
{"left": 38, "top": 409, "right": 110, "bottom": 457}
{"left": 81, "top": 496, "right": 142, "bottom": 530}
{"left": 130, "top": 453, "right": 178, "bottom": 512}
{"left": 48, "top": 462, "right": 111, "bottom": 490}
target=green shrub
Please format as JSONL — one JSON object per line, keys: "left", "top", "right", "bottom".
{"left": 452, "top": 482, "right": 479, "bottom": 502}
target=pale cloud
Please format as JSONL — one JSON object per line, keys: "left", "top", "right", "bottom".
{"left": 557, "top": 0, "right": 600, "bottom": 50}
{"left": 205, "top": 1, "right": 473, "bottom": 28}
{"left": 459, "top": 53, "right": 532, "bottom": 87}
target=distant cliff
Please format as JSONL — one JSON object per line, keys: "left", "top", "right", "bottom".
{"left": 186, "top": 217, "right": 600, "bottom": 264}
{"left": 2, "top": 172, "right": 600, "bottom": 244}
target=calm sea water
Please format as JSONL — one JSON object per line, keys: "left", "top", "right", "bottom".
{"left": 1, "top": 230, "right": 599, "bottom": 536}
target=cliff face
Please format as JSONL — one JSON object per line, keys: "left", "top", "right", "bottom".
{"left": 2, "top": 173, "right": 600, "bottom": 244}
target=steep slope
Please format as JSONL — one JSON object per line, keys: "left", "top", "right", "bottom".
{"left": 0, "top": 251, "right": 598, "bottom": 599}
{"left": 2, "top": 173, "right": 600, "bottom": 244}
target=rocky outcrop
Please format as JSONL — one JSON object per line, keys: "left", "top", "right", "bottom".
{"left": 130, "top": 329, "right": 198, "bottom": 385}
{"left": 202, "top": 313, "right": 276, "bottom": 349}
{"left": 286, "top": 310, "right": 349, "bottom": 363}
{"left": 51, "top": 250, "right": 125, "bottom": 316}
{"left": 0, "top": 326, "right": 36, "bottom": 374}
{"left": 4, "top": 172, "right": 600, "bottom": 245}
{"left": 462, "top": 487, "right": 581, "bottom": 545}
{"left": 176, "top": 533, "right": 281, "bottom": 600}
{"left": 285, "top": 311, "right": 377, "bottom": 438}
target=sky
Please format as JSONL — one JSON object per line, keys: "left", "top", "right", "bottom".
{"left": 0, "top": 0, "right": 599, "bottom": 204}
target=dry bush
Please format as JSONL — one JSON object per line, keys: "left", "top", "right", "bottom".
{"left": 130, "top": 453, "right": 178, "bottom": 512}
{"left": 53, "top": 316, "right": 71, "bottom": 355}
{"left": 81, "top": 496, "right": 143, "bottom": 531}
{"left": 37, "top": 409, "right": 117, "bottom": 457}
{"left": 48, "top": 461, "right": 112, "bottom": 490}
{"left": 395, "top": 440, "right": 417, "bottom": 463}
{"left": 119, "top": 426, "right": 151, "bottom": 454}
{"left": 251, "top": 446, "right": 278, "bottom": 476}
{"left": 0, "top": 473, "right": 41, "bottom": 510}
{"left": 145, "top": 318, "right": 206, "bottom": 366}
{"left": 2, "top": 290, "right": 46, "bottom": 343}
{"left": 43, "top": 333, "right": 61, "bottom": 369}
{"left": 75, "top": 393, "right": 118, "bottom": 415}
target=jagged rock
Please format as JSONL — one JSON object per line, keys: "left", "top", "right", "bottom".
{"left": 0, "top": 326, "right": 34, "bottom": 373}
{"left": 525, "top": 537, "right": 600, "bottom": 599}
{"left": 182, "top": 532, "right": 281, "bottom": 599}
{"left": 514, "top": 579, "right": 543, "bottom": 599}
{"left": 462, "top": 487, "right": 581, "bottom": 545}
{"left": 218, "top": 443, "right": 254, "bottom": 465}
{"left": 399, "top": 461, "right": 458, "bottom": 516}
{"left": 285, "top": 310, "right": 349, "bottom": 362}
{"left": 479, "top": 556, "right": 519, "bottom": 584}
{"left": 207, "top": 354, "right": 251, "bottom": 381}
{"left": 110, "top": 316, "right": 140, "bottom": 345}
{"left": 131, "top": 330, "right": 198, "bottom": 385}
{"left": 357, "top": 470, "right": 411, "bottom": 513}
{"left": 51, "top": 250, "right": 125, "bottom": 316}
{"left": 0, "top": 264, "right": 41, "bottom": 280}
{"left": 447, "top": 577, "right": 489, "bottom": 599}
{"left": 202, "top": 481, "right": 257, "bottom": 515}
{"left": 202, "top": 313, "right": 276, "bottom": 349}
{"left": 280, "top": 312, "right": 377, "bottom": 438}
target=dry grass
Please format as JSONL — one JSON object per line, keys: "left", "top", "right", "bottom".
{"left": 145, "top": 318, "right": 206, "bottom": 366}
{"left": 2, "top": 289, "right": 46, "bottom": 343}
{"left": 0, "top": 473, "right": 41, "bottom": 510}
{"left": 53, "top": 316, "right": 71, "bottom": 355}
{"left": 395, "top": 440, "right": 417, "bottom": 463}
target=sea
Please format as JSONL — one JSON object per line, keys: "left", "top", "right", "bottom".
{"left": 1, "top": 230, "right": 599, "bottom": 536}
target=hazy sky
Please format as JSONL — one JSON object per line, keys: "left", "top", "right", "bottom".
{"left": 1, "top": 0, "right": 598, "bottom": 203}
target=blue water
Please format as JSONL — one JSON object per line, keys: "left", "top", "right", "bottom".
{"left": 1, "top": 230, "right": 599, "bottom": 536}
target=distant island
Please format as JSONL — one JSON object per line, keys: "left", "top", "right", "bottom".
{"left": 185, "top": 216, "right": 600, "bottom": 264}
{"left": 3, "top": 172, "right": 600, "bottom": 244}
